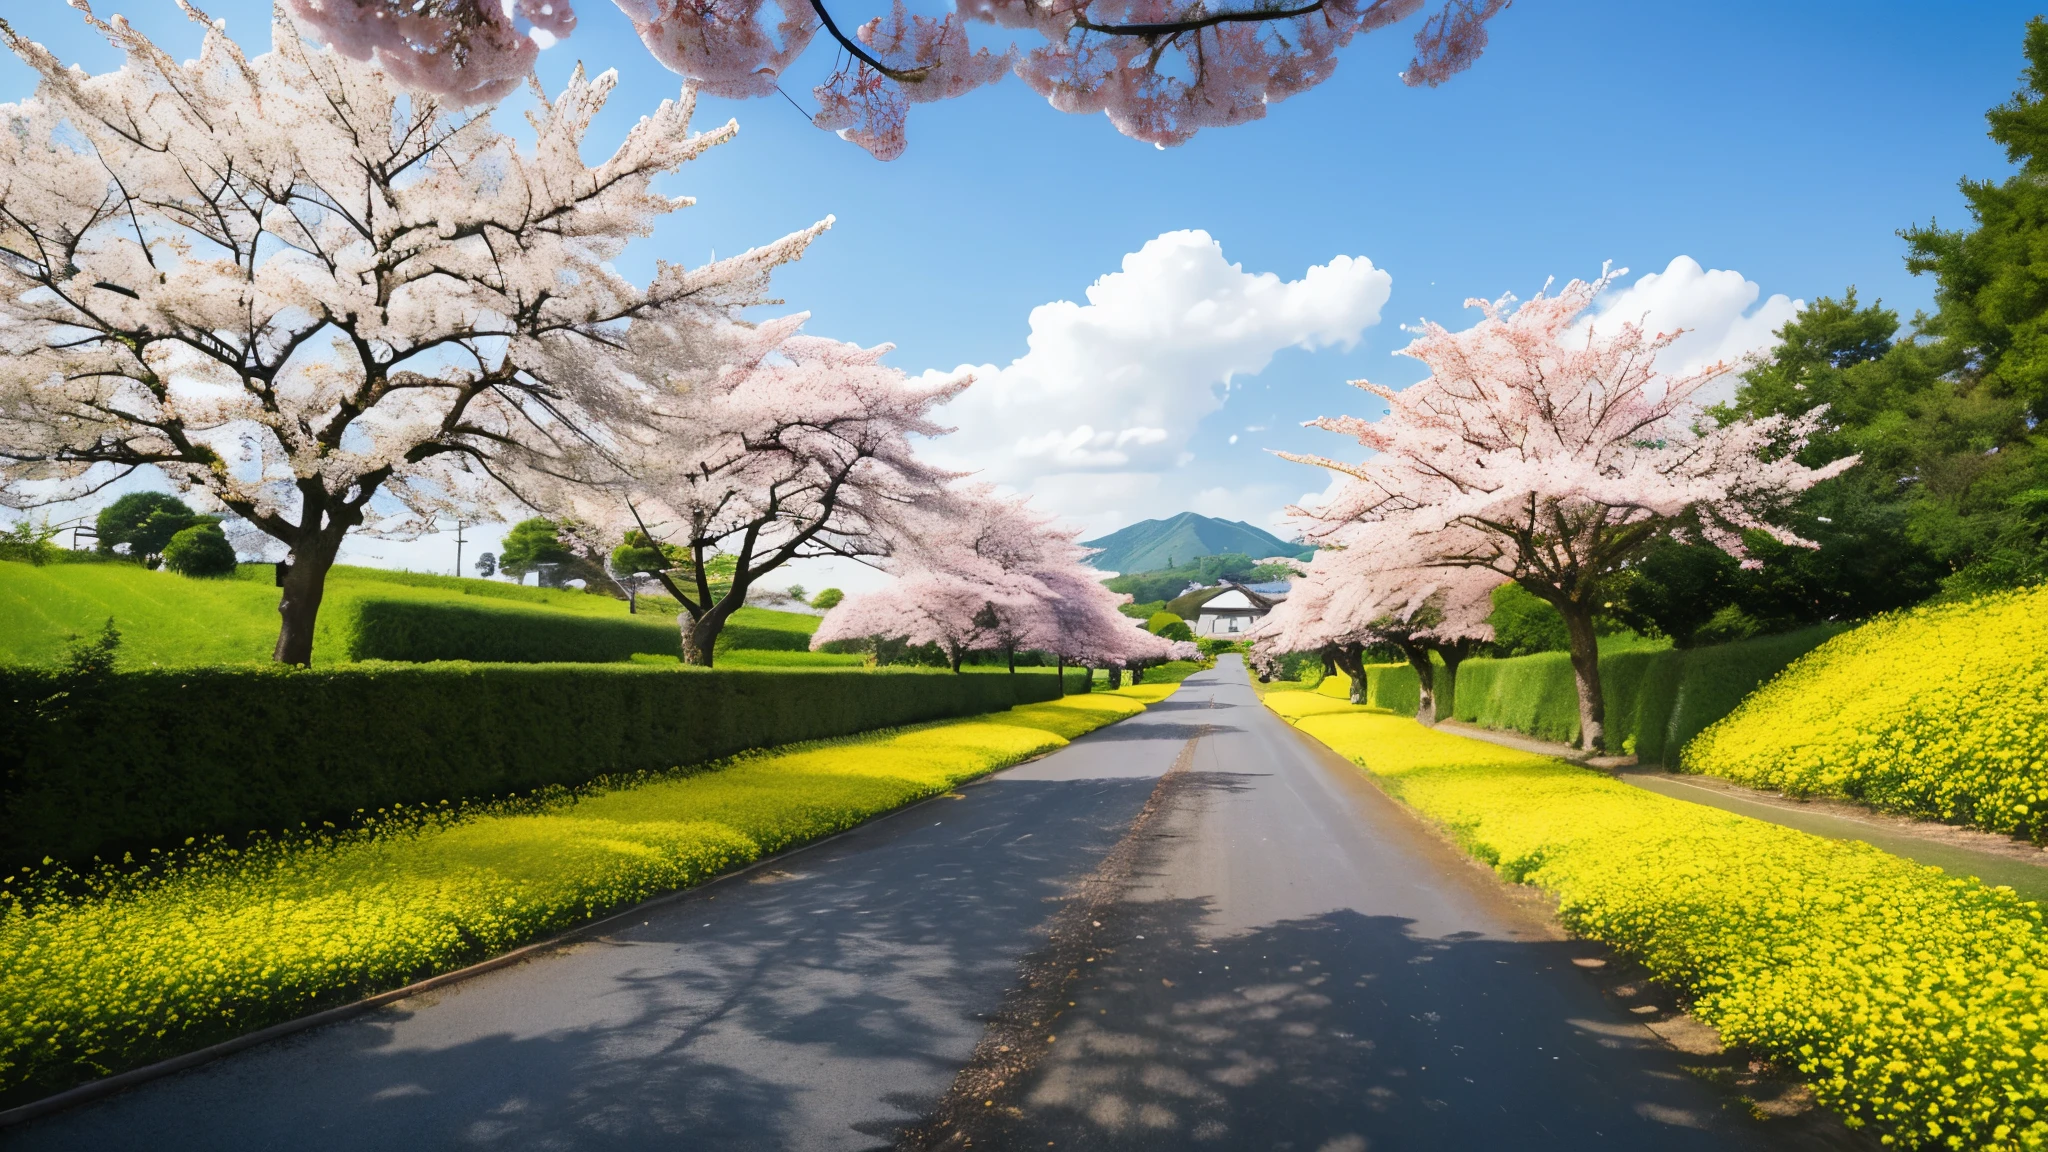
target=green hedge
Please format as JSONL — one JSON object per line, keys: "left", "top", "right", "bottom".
{"left": 1448, "top": 624, "right": 1846, "bottom": 761}
{"left": 339, "top": 596, "right": 817, "bottom": 662}
{"left": 712, "top": 621, "right": 812, "bottom": 652}
{"left": 1315, "top": 661, "right": 1423, "bottom": 714}
{"left": 0, "top": 664, "right": 1083, "bottom": 867}
{"left": 341, "top": 597, "right": 678, "bottom": 662}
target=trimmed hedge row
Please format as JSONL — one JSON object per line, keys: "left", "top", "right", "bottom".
{"left": 1316, "top": 661, "right": 1422, "bottom": 715}
{"left": 1449, "top": 626, "right": 1843, "bottom": 761}
{"left": 1313, "top": 626, "right": 1843, "bottom": 763}
{"left": 0, "top": 664, "right": 1086, "bottom": 866}
{"left": 341, "top": 597, "right": 678, "bottom": 662}
{"left": 339, "top": 597, "right": 816, "bottom": 663}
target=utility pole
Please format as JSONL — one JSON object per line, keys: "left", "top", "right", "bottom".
{"left": 453, "top": 520, "right": 467, "bottom": 578}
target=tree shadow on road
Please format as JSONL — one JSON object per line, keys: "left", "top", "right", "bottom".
{"left": 8, "top": 774, "right": 1179, "bottom": 1152}
{"left": 940, "top": 897, "right": 1824, "bottom": 1151}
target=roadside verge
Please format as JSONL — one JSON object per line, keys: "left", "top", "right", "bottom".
{"left": 0, "top": 685, "right": 1176, "bottom": 1119}
{"left": 1264, "top": 689, "right": 2048, "bottom": 1152}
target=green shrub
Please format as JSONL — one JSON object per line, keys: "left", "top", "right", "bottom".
{"left": 1485, "top": 583, "right": 1568, "bottom": 655}
{"left": 713, "top": 619, "right": 814, "bottom": 652}
{"left": 0, "top": 520, "right": 60, "bottom": 566}
{"left": 699, "top": 649, "right": 865, "bottom": 668}
{"left": 1313, "top": 662, "right": 1422, "bottom": 712}
{"left": 94, "top": 492, "right": 198, "bottom": 559}
{"left": 161, "top": 523, "right": 238, "bottom": 577}
{"left": 0, "top": 663, "right": 1073, "bottom": 867}
{"left": 1144, "top": 611, "right": 1194, "bottom": 642}
{"left": 340, "top": 596, "right": 678, "bottom": 662}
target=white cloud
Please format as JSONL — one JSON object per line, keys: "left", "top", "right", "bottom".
{"left": 1575, "top": 256, "right": 1801, "bottom": 404}
{"left": 922, "top": 230, "right": 1391, "bottom": 523}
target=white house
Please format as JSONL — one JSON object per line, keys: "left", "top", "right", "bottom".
{"left": 1193, "top": 581, "right": 1286, "bottom": 637}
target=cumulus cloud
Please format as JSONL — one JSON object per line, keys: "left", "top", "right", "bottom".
{"left": 922, "top": 230, "right": 1392, "bottom": 524}
{"left": 1574, "top": 256, "right": 1801, "bottom": 403}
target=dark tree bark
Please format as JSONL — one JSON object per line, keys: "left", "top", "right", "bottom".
{"left": 1334, "top": 642, "right": 1368, "bottom": 704}
{"left": 1428, "top": 638, "right": 1478, "bottom": 723}
{"left": 273, "top": 539, "right": 341, "bottom": 666}
{"left": 1394, "top": 639, "right": 1438, "bottom": 725}
{"left": 1524, "top": 580, "right": 1607, "bottom": 751}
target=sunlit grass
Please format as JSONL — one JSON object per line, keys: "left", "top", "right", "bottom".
{"left": 0, "top": 560, "right": 816, "bottom": 667}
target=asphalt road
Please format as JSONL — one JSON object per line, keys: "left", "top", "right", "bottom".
{"left": 9, "top": 658, "right": 1800, "bottom": 1150}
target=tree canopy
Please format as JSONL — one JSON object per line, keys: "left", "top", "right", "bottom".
{"left": 284, "top": 0, "right": 1512, "bottom": 161}
{"left": 0, "top": 7, "right": 819, "bottom": 661}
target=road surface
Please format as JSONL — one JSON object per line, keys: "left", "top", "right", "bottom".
{"left": 9, "top": 657, "right": 1807, "bottom": 1150}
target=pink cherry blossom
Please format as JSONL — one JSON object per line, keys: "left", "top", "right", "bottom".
{"left": 512, "top": 317, "right": 968, "bottom": 665}
{"left": 0, "top": 3, "right": 821, "bottom": 662}
{"left": 1279, "top": 267, "right": 1854, "bottom": 749}
{"left": 815, "top": 485, "right": 1179, "bottom": 673}
{"left": 278, "top": 0, "right": 1510, "bottom": 159}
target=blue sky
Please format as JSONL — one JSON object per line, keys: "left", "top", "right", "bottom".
{"left": 2, "top": 0, "right": 2037, "bottom": 585}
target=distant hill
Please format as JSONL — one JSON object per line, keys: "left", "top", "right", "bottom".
{"left": 1082, "top": 512, "right": 1312, "bottom": 573}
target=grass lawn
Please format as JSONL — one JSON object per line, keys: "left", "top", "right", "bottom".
{"left": 0, "top": 559, "right": 817, "bottom": 667}
{"left": 0, "top": 684, "right": 1171, "bottom": 1106}
{"left": 1266, "top": 690, "right": 2048, "bottom": 1151}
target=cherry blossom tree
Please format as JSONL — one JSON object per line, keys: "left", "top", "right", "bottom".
{"left": 813, "top": 484, "right": 1184, "bottom": 677}
{"left": 518, "top": 315, "right": 968, "bottom": 665}
{"left": 812, "top": 487, "right": 1064, "bottom": 671}
{"left": 286, "top": 0, "right": 1513, "bottom": 160}
{"left": 1282, "top": 269, "right": 1856, "bottom": 750}
{"left": 1250, "top": 542, "right": 1492, "bottom": 720}
{"left": 0, "top": 3, "right": 822, "bottom": 663}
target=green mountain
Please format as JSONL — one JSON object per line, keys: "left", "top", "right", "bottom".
{"left": 1082, "top": 512, "right": 1312, "bottom": 573}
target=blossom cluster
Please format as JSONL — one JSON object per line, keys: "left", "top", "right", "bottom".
{"left": 1685, "top": 584, "right": 2048, "bottom": 837}
{"left": 281, "top": 0, "right": 1511, "bottom": 160}
{"left": 0, "top": 6, "right": 817, "bottom": 576}
{"left": 813, "top": 485, "right": 1194, "bottom": 670}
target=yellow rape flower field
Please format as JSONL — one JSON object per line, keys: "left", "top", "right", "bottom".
{"left": 1686, "top": 585, "right": 2048, "bottom": 836}
{"left": 0, "top": 686, "right": 1170, "bottom": 1107}
{"left": 1267, "top": 690, "right": 2048, "bottom": 1151}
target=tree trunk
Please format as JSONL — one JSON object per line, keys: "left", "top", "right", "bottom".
{"left": 1108, "top": 666, "right": 1123, "bottom": 689}
{"left": 1133, "top": 665, "right": 1145, "bottom": 684}
{"left": 1056, "top": 653, "right": 1066, "bottom": 695}
{"left": 949, "top": 644, "right": 963, "bottom": 674}
{"left": 1557, "top": 597, "right": 1606, "bottom": 751}
{"left": 1007, "top": 645, "right": 1016, "bottom": 673}
{"left": 1436, "top": 649, "right": 1466, "bottom": 722}
{"left": 681, "top": 581, "right": 756, "bottom": 668}
{"left": 272, "top": 534, "right": 342, "bottom": 666}
{"left": 1398, "top": 641, "right": 1437, "bottom": 725}
{"left": 1336, "top": 644, "right": 1367, "bottom": 705}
